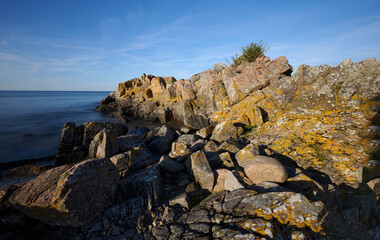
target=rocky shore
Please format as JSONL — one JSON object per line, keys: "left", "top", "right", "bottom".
{"left": 1, "top": 55, "right": 379, "bottom": 239}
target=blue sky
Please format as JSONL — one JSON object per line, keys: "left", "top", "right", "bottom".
{"left": 0, "top": 0, "right": 379, "bottom": 91}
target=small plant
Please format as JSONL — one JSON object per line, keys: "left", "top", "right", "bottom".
{"left": 231, "top": 40, "right": 269, "bottom": 67}
{"left": 311, "top": 146, "right": 327, "bottom": 163}
{"left": 242, "top": 124, "right": 256, "bottom": 134}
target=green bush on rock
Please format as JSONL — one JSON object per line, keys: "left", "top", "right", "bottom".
{"left": 232, "top": 40, "right": 269, "bottom": 67}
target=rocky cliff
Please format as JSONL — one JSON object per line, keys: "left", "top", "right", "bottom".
{"left": 98, "top": 55, "right": 379, "bottom": 187}
{"left": 1, "top": 55, "right": 379, "bottom": 239}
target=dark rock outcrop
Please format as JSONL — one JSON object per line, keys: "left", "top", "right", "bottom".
{"left": 55, "top": 122, "right": 127, "bottom": 166}
{"left": 9, "top": 158, "right": 119, "bottom": 227}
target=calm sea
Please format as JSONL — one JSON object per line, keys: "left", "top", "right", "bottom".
{"left": 0, "top": 91, "right": 118, "bottom": 164}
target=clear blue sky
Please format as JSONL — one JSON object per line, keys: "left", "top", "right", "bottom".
{"left": 0, "top": 0, "right": 379, "bottom": 91}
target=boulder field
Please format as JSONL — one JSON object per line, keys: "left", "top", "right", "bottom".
{"left": 0, "top": 55, "right": 379, "bottom": 239}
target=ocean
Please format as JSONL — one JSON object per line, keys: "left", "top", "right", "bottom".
{"left": 0, "top": 91, "right": 118, "bottom": 164}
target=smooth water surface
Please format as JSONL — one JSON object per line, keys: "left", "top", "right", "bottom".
{"left": 0, "top": 91, "right": 118, "bottom": 163}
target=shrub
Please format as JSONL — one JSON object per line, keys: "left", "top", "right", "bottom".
{"left": 232, "top": 40, "right": 269, "bottom": 67}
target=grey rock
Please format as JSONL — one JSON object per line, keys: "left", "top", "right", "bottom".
{"left": 9, "top": 158, "right": 119, "bottom": 227}
{"left": 196, "top": 125, "right": 214, "bottom": 139}
{"left": 117, "top": 134, "right": 145, "bottom": 152}
{"left": 357, "top": 160, "right": 380, "bottom": 183}
{"left": 224, "top": 171, "right": 244, "bottom": 191}
{"left": 190, "top": 151, "right": 214, "bottom": 192}
{"left": 159, "top": 155, "right": 185, "bottom": 173}
{"left": 147, "top": 125, "right": 174, "bottom": 154}
{"left": 88, "top": 129, "right": 119, "bottom": 159}
{"left": 110, "top": 147, "right": 155, "bottom": 177}
{"left": 118, "top": 165, "right": 162, "bottom": 210}
{"left": 190, "top": 139, "right": 207, "bottom": 152}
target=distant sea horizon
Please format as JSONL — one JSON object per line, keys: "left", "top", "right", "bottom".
{"left": 0, "top": 90, "right": 118, "bottom": 164}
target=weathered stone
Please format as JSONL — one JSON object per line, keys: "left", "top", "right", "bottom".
{"left": 196, "top": 125, "right": 214, "bottom": 139}
{"left": 110, "top": 147, "right": 154, "bottom": 177}
{"left": 118, "top": 165, "right": 162, "bottom": 210}
{"left": 117, "top": 134, "right": 145, "bottom": 152}
{"left": 204, "top": 140, "right": 218, "bottom": 153}
{"left": 88, "top": 129, "right": 119, "bottom": 159}
{"left": 210, "top": 120, "right": 239, "bottom": 143}
{"left": 159, "top": 155, "right": 185, "bottom": 173}
{"left": 184, "top": 114, "right": 209, "bottom": 130}
{"left": 9, "top": 158, "right": 119, "bottom": 227}
{"left": 244, "top": 156, "right": 288, "bottom": 184}
{"left": 55, "top": 122, "right": 127, "bottom": 166}
{"left": 177, "top": 134, "right": 201, "bottom": 146}
{"left": 235, "top": 143, "right": 260, "bottom": 168}
{"left": 169, "top": 142, "right": 191, "bottom": 159}
{"left": 224, "top": 171, "right": 244, "bottom": 191}
{"left": 218, "top": 152, "right": 234, "bottom": 168}
{"left": 169, "top": 192, "right": 189, "bottom": 208}
{"left": 213, "top": 169, "right": 231, "bottom": 193}
{"left": 1, "top": 164, "right": 51, "bottom": 181}
{"left": 190, "top": 151, "right": 214, "bottom": 192}
{"left": 218, "top": 137, "right": 241, "bottom": 153}
{"left": 190, "top": 139, "right": 207, "bottom": 152}
{"left": 146, "top": 125, "right": 174, "bottom": 154}
{"left": 357, "top": 160, "right": 380, "bottom": 183}
{"left": 229, "top": 191, "right": 322, "bottom": 232}
{"left": 367, "top": 178, "right": 380, "bottom": 198}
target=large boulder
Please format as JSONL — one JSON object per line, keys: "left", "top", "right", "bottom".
{"left": 244, "top": 156, "right": 288, "bottom": 184}
{"left": 190, "top": 151, "right": 214, "bottom": 192}
{"left": 9, "top": 158, "right": 119, "bottom": 227}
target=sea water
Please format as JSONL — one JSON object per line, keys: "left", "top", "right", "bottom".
{"left": 0, "top": 91, "right": 118, "bottom": 164}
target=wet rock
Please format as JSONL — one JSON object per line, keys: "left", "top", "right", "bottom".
{"left": 9, "top": 158, "right": 119, "bottom": 227}
{"left": 190, "top": 151, "right": 214, "bottom": 192}
{"left": 244, "top": 156, "right": 288, "bottom": 184}
{"left": 159, "top": 155, "right": 185, "bottom": 173}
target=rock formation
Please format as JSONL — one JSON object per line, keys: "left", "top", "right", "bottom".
{"left": 1, "top": 55, "right": 379, "bottom": 239}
